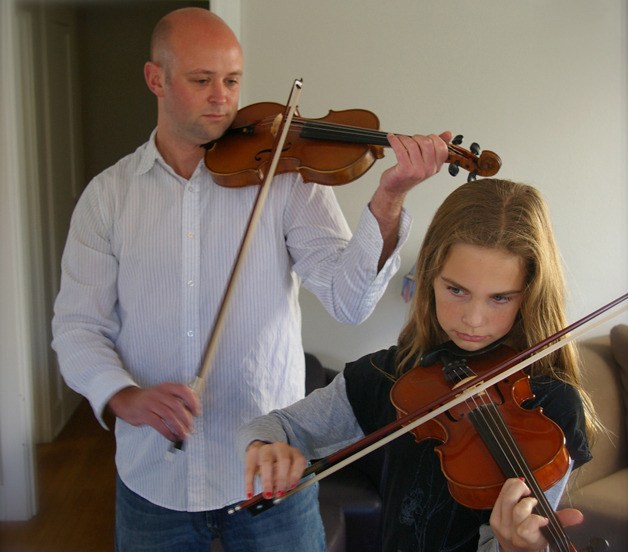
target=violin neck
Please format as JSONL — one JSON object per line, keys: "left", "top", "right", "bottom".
{"left": 470, "top": 404, "right": 574, "bottom": 552}
{"left": 299, "top": 120, "right": 391, "bottom": 147}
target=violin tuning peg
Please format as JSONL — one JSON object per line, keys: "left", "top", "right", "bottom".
{"left": 452, "top": 135, "right": 463, "bottom": 145}
{"left": 467, "top": 171, "right": 477, "bottom": 183}
{"left": 448, "top": 163, "right": 460, "bottom": 177}
{"left": 470, "top": 142, "right": 480, "bottom": 155}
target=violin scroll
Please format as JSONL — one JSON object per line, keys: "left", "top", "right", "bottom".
{"left": 447, "top": 134, "right": 502, "bottom": 182}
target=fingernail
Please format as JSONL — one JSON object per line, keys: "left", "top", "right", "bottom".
{"left": 247, "top": 492, "right": 253, "bottom": 499}
{"left": 276, "top": 490, "right": 285, "bottom": 498}
{"left": 263, "top": 491, "right": 272, "bottom": 499}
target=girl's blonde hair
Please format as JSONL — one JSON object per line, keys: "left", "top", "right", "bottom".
{"left": 396, "top": 178, "right": 598, "bottom": 438}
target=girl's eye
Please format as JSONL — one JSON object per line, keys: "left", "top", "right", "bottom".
{"left": 492, "top": 294, "right": 510, "bottom": 303}
{"left": 447, "top": 286, "right": 465, "bottom": 296}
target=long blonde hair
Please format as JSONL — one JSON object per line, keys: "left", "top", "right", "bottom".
{"left": 396, "top": 179, "right": 597, "bottom": 438}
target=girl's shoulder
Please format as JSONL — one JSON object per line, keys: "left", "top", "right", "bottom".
{"left": 343, "top": 347, "right": 400, "bottom": 434}
{"left": 344, "top": 346, "right": 399, "bottom": 382}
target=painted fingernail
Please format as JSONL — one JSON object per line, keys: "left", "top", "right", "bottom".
{"left": 247, "top": 492, "right": 253, "bottom": 499}
{"left": 263, "top": 491, "right": 273, "bottom": 499}
{"left": 276, "top": 490, "right": 285, "bottom": 498}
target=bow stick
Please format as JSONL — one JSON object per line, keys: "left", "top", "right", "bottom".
{"left": 167, "top": 79, "right": 304, "bottom": 458}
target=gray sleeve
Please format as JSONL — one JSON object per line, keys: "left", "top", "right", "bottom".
{"left": 237, "top": 371, "right": 365, "bottom": 460}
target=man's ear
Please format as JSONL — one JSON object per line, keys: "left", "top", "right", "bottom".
{"left": 144, "top": 61, "right": 165, "bottom": 97}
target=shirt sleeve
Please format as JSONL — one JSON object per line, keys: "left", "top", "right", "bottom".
{"left": 51, "top": 180, "right": 137, "bottom": 427}
{"left": 237, "top": 371, "right": 365, "bottom": 460}
{"left": 284, "top": 180, "right": 412, "bottom": 325}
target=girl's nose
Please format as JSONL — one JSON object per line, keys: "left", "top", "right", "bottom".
{"left": 462, "top": 301, "right": 485, "bottom": 328}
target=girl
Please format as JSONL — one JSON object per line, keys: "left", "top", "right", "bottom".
{"left": 237, "top": 179, "right": 597, "bottom": 552}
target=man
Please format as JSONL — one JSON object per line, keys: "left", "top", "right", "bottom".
{"left": 52, "top": 7, "right": 450, "bottom": 551}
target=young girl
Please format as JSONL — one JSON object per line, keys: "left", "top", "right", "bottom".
{"left": 237, "top": 179, "right": 597, "bottom": 552}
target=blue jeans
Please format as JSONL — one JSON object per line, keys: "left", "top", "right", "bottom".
{"left": 115, "top": 476, "right": 326, "bottom": 552}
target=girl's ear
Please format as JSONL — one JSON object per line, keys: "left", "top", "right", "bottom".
{"left": 144, "top": 61, "right": 165, "bottom": 97}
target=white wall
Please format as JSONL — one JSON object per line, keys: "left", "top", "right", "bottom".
{"left": 238, "top": 0, "right": 627, "bottom": 370}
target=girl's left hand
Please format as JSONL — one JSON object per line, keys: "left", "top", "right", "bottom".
{"left": 490, "top": 477, "right": 584, "bottom": 552}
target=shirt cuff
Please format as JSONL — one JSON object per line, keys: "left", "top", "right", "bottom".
{"left": 354, "top": 205, "right": 412, "bottom": 275}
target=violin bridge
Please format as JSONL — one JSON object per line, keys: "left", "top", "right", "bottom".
{"left": 271, "top": 114, "right": 283, "bottom": 137}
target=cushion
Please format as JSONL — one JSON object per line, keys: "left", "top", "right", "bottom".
{"left": 562, "top": 467, "right": 628, "bottom": 551}
{"left": 610, "top": 324, "right": 628, "bottom": 442}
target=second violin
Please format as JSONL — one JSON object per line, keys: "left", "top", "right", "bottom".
{"left": 203, "top": 101, "right": 501, "bottom": 187}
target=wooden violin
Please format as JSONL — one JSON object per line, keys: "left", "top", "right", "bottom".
{"left": 391, "top": 341, "right": 575, "bottom": 551}
{"left": 391, "top": 342, "right": 570, "bottom": 509}
{"left": 203, "top": 101, "right": 502, "bottom": 186}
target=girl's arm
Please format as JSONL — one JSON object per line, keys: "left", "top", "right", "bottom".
{"left": 237, "top": 371, "right": 366, "bottom": 499}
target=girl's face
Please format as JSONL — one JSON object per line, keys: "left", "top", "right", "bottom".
{"left": 433, "top": 243, "right": 525, "bottom": 352}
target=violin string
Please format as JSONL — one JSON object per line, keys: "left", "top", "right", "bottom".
{"left": 248, "top": 116, "right": 387, "bottom": 140}
{"left": 242, "top": 117, "right": 474, "bottom": 165}
{"left": 450, "top": 365, "right": 571, "bottom": 552}
{"left": 295, "top": 119, "right": 389, "bottom": 143}
{"left": 485, "top": 405, "right": 570, "bottom": 552}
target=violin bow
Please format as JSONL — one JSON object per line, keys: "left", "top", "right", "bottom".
{"left": 232, "top": 292, "right": 627, "bottom": 514}
{"left": 167, "top": 79, "right": 304, "bottom": 458}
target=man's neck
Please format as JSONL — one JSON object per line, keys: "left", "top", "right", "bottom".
{"left": 154, "top": 130, "right": 204, "bottom": 180}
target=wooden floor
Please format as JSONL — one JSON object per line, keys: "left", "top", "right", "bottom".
{"left": 1, "top": 400, "right": 116, "bottom": 552}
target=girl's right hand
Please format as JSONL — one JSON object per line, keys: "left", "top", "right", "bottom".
{"left": 244, "top": 440, "right": 308, "bottom": 500}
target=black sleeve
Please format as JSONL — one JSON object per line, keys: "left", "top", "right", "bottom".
{"left": 526, "top": 377, "right": 592, "bottom": 469}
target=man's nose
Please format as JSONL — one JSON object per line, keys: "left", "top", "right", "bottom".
{"left": 207, "top": 82, "right": 228, "bottom": 103}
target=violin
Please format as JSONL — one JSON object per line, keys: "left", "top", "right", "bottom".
{"left": 391, "top": 342, "right": 574, "bottom": 551}
{"left": 391, "top": 342, "right": 570, "bottom": 510}
{"left": 203, "top": 101, "right": 502, "bottom": 186}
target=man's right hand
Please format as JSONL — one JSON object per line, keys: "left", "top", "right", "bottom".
{"left": 108, "top": 384, "right": 200, "bottom": 441}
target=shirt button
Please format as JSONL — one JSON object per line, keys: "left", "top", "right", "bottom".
{"left": 187, "top": 231, "right": 195, "bottom": 239}
{"left": 187, "top": 330, "right": 194, "bottom": 337}
{"left": 187, "top": 280, "right": 195, "bottom": 287}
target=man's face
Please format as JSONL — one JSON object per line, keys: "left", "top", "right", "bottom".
{"left": 157, "top": 28, "right": 243, "bottom": 147}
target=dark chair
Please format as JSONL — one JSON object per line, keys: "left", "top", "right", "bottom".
{"left": 305, "top": 353, "right": 384, "bottom": 552}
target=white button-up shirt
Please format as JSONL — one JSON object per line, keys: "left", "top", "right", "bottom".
{"left": 52, "top": 131, "right": 411, "bottom": 511}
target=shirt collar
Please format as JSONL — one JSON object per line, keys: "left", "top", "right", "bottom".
{"left": 136, "top": 128, "right": 207, "bottom": 180}
{"left": 136, "top": 128, "right": 162, "bottom": 176}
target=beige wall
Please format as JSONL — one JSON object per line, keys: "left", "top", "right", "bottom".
{"left": 239, "top": 0, "right": 628, "bottom": 370}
